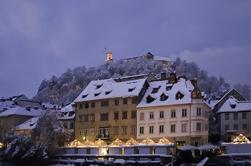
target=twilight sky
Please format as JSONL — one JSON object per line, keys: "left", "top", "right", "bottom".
{"left": 0, "top": 0, "right": 250, "bottom": 98}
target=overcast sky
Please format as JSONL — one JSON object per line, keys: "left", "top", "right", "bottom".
{"left": 0, "top": 0, "right": 250, "bottom": 98}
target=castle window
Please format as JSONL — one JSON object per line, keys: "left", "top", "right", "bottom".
{"left": 176, "top": 92, "right": 184, "bottom": 100}
{"left": 160, "top": 93, "right": 168, "bottom": 101}
{"left": 146, "top": 95, "right": 155, "bottom": 103}
{"left": 152, "top": 86, "right": 160, "bottom": 94}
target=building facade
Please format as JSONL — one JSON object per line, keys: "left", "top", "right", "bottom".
{"left": 217, "top": 96, "right": 251, "bottom": 141}
{"left": 74, "top": 75, "right": 148, "bottom": 143}
{"left": 137, "top": 74, "right": 210, "bottom": 146}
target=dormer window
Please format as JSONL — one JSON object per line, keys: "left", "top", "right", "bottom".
{"left": 152, "top": 86, "right": 160, "bottom": 94}
{"left": 94, "top": 92, "right": 101, "bottom": 97}
{"left": 105, "top": 91, "right": 112, "bottom": 95}
{"left": 160, "top": 93, "right": 168, "bottom": 101}
{"left": 166, "top": 85, "right": 173, "bottom": 91}
{"left": 128, "top": 87, "right": 136, "bottom": 92}
{"left": 96, "top": 84, "right": 103, "bottom": 89}
{"left": 176, "top": 92, "right": 184, "bottom": 100}
{"left": 146, "top": 95, "right": 155, "bottom": 103}
{"left": 230, "top": 103, "right": 236, "bottom": 109}
{"left": 82, "top": 94, "right": 88, "bottom": 98}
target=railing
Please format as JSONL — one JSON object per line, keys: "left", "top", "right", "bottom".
{"left": 53, "top": 154, "right": 174, "bottom": 165}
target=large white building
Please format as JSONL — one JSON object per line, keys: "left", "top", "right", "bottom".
{"left": 136, "top": 74, "right": 210, "bottom": 146}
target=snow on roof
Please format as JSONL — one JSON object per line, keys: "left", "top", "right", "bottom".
{"left": 0, "top": 100, "right": 15, "bottom": 111}
{"left": 0, "top": 106, "right": 44, "bottom": 117}
{"left": 137, "top": 78, "right": 194, "bottom": 108}
{"left": 207, "top": 100, "right": 219, "bottom": 109}
{"left": 74, "top": 77, "right": 147, "bottom": 102}
{"left": 217, "top": 96, "right": 251, "bottom": 113}
{"left": 15, "top": 117, "right": 39, "bottom": 130}
{"left": 153, "top": 55, "right": 172, "bottom": 62}
{"left": 58, "top": 104, "right": 75, "bottom": 120}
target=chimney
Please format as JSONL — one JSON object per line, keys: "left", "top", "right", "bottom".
{"left": 160, "top": 72, "right": 166, "bottom": 80}
{"left": 191, "top": 79, "right": 198, "bottom": 87}
{"left": 169, "top": 73, "right": 177, "bottom": 84}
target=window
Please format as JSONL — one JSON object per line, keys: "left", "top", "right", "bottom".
{"left": 122, "top": 126, "right": 127, "bottom": 135}
{"left": 171, "top": 110, "right": 176, "bottom": 118}
{"left": 132, "top": 98, "right": 137, "bottom": 104}
{"left": 90, "top": 114, "right": 95, "bottom": 122}
{"left": 113, "top": 126, "right": 119, "bottom": 135}
{"left": 234, "top": 124, "right": 238, "bottom": 130}
{"left": 176, "top": 92, "right": 184, "bottom": 100}
{"left": 122, "top": 111, "right": 128, "bottom": 119}
{"left": 150, "top": 112, "right": 154, "bottom": 119}
{"left": 159, "top": 125, "right": 164, "bottom": 133}
{"left": 131, "top": 126, "right": 136, "bottom": 135}
{"left": 243, "top": 124, "right": 247, "bottom": 130}
{"left": 140, "top": 113, "right": 144, "bottom": 121}
{"left": 196, "top": 122, "right": 202, "bottom": 132}
{"left": 242, "top": 112, "right": 247, "bottom": 119}
{"left": 128, "top": 87, "right": 135, "bottom": 92}
{"left": 181, "top": 123, "right": 187, "bottom": 133}
{"left": 131, "top": 111, "right": 136, "bottom": 119}
{"left": 140, "top": 126, "right": 144, "bottom": 134}
{"left": 160, "top": 111, "right": 164, "bottom": 119}
{"left": 225, "top": 125, "right": 229, "bottom": 131}
{"left": 101, "top": 100, "right": 109, "bottom": 107}
{"left": 160, "top": 93, "right": 168, "bottom": 101}
{"left": 146, "top": 95, "right": 155, "bottom": 103}
{"left": 149, "top": 126, "right": 154, "bottom": 134}
{"left": 79, "top": 104, "right": 83, "bottom": 109}
{"left": 171, "top": 124, "right": 176, "bottom": 133}
{"left": 114, "top": 112, "right": 119, "bottom": 120}
{"left": 152, "top": 87, "right": 160, "bottom": 93}
{"left": 114, "top": 99, "right": 119, "bottom": 105}
{"left": 123, "top": 98, "right": 127, "bottom": 104}
{"left": 196, "top": 107, "right": 202, "bottom": 116}
{"left": 233, "top": 112, "right": 238, "bottom": 120}
{"left": 100, "top": 113, "right": 109, "bottom": 121}
{"left": 85, "top": 103, "right": 89, "bottom": 109}
{"left": 105, "top": 91, "right": 112, "bottom": 95}
{"left": 99, "top": 127, "right": 109, "bottom": 139}
{"left": 70, "top": 122, "right": 74, "bottom": 129}
{"left": 225, "top": 113, "right": 229, "bottom": 120}
{"left": 91, "top": 102, "right": 95, "bottom": 108}
{"left": 82, "top": 129, "right": 88, "bottom": 136}
{"left": 84, "top": 114, "right": 89, "bottom": 122}
{"left": 182, "top": 109, "right": 187, "bottom": 117}
{"left": 79, "top": 115, "right": 83, "bottom": 121}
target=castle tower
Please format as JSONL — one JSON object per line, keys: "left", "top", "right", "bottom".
{"left": 106, "top": 51, "right": 113, "bottom": 61}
